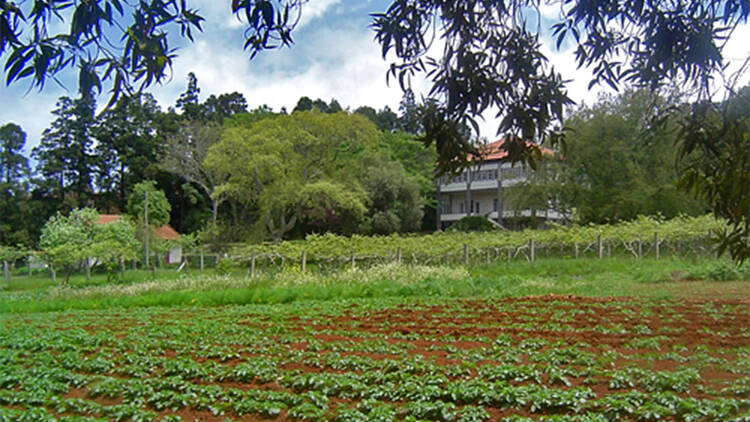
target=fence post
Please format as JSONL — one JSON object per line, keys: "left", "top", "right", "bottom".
{"left": 575, "top": 243, "right": 579, "bottom": 259}
{"left": 350, "top": 254, "right": 355, "bottom": 269}
{"left": 638, "top": 239, "right": 643, "bottom": 260}
{"left": 654, "top": 232, "right": 660, "bottom": 260}
{"left": 200, "top": 249, "right": 204, "bottom": 271}
{"left": 463, "top": 244, "right": 469, "bottom": 266}
{"left": 28, "top": 257, "right": 32, "bottom": 276}
{"left": 597, "top": 234, "right": 603, "bottom": 259}
{"left": 300, "top": 250, "right": 307, "bottom": 273}
{"left": 529, "top": 239, "right": 536, "bottom": 263}
{"left": 2, "top": 261, "right": 8, "bottom": 282}
{"left": 396, "top": 247, "right": 402, "bottom": 265}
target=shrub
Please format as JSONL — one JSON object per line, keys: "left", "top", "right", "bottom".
{"left": 448, "top": 216, "right": 499, "bottom": 232}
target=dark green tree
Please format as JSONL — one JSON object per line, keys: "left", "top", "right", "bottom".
{"left": 0, "top": 123, "right": 29, "bottom": 185}
{"left": 398, "top": 88, "right": 421, "bottom": 134}
{"left": 678, "top": 85, "right": 750, "bottom": 261}
{"left": 376, "top": 106, "right": 399, "bottom": 132}
{"left": 202, "top": 92, "right": 248, "bottom": 123}
{"left": 293, "top": 96, "right": 314, "bottom": 113}
{"left": 354, "top": 106, "right": 378, "bottom": 125}
{"left": 95, "top": 93, "right": 163, "bottom": 209}
{"left": 175, "top": 72, "right": 202, "bottom": 120}
{"left": 0, "top": 123, "right": 33, "bottom": 246}
{"left": 32, "top": 95, "right": 97, "bottom": 208}
{"left": 513, "top": 90, "right": 707, "bottom": 224}
{"left": 359, "top": 152, "right": 424, "bottom": 234}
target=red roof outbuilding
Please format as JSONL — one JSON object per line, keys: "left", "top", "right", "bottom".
{"left": 96, "top": 214, "right": 180, "bottom": 240}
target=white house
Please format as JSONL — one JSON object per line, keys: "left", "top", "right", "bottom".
{"left": 436, "top": 138, "right": 568, "bottom": 229}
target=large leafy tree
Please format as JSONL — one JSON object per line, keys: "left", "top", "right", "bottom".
{"left": 358, "top": 152, "right": 425, "bottom": 235}
{"left": 160, "top": 120, "right": 226, "bottom": 227}
{"left": 127, "top": 180, "right": 171, "bottom": 228}
{"left": 127, "top": 180, "right": 172, "bottom": 267}
{"left": 205, "top": 111, "right": 378, "bottom": 241}
{"left": 548, "top": 89, "right": 707, "bottom": 224}
{"left": 39, "top": 208, "right": 138, "bottom": 284}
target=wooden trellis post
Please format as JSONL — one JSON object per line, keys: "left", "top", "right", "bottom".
{"left": 654, "top": 232, "right": 660, "bottom": 260}
{"left": 529, "top": 239, "right": 535, "bottom": 263}
{"left": 248, "top": 254, "right": 256, "bottom": 278}
{"left": 597, "top": 234, "right": 603, "bottom": 259}
{"left": 396, "top": 247, "right": 402, "bottom": 265}
{"left": 300, "top": 251, "right": 307, "bottom": 273}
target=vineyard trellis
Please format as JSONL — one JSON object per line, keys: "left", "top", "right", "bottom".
{"left": 221, "top": 215, "right": 724, "bottom": 275}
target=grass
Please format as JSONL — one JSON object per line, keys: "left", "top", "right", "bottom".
{"left": 1, "top": 256, "right": 748, "bottom": 314}
{"left": 1, "top": 267, "right": 186, "bottom": 292}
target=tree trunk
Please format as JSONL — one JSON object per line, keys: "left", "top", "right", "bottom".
{"left": 50, "top": 266, "right": 57, "bottom": 284}
{"left": 211, "top": 198, "right": 219, "bottom": 228}
{"left": 2, "top": 260, "right": 9, "bottom": 282}
{"left": 85, "top": 259, "right": 91, "bottom": 281}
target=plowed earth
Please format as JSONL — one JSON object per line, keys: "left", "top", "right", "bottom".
{"left": 1, "top": 294, "right": 748, "bottom": 421}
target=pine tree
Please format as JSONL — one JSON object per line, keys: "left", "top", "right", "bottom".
{"left": 32, "top": 95, "right": 98, "bottom": 208}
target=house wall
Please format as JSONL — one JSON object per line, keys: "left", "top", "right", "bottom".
{"left": 167, "top": 246, "right": 182, "bottom": 264}
{"left": 436, "top": 160, "right": 568, "bottom": 228}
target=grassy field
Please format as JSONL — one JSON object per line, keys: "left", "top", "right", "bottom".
{"left": 1, "top": 256, "right": 748, "bottom": 313}
{"left": 1, "top": 256, "right": 748, "bottom": 421}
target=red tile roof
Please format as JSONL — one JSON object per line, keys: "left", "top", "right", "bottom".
{"left": 96, "top": 214, "right": 180, "bottom": 240}
{"left": 97, "top": 214, "right": 122, "bottom": 224}
{"left": 472, "top": 138, "right": 554, "bottom": 162}
{"left": 153, "top": 224, "right": 180, "bottom": 240}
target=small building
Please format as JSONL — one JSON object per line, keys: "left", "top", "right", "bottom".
{"left": 96, "top": 214, "right": 183, "bottom": 264}
{"left": 436, "top": 138, "right": 568, "bottom": 230}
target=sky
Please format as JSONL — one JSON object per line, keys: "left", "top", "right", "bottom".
{"left": 1, "top": 1, "right": 749, "bottom": 158}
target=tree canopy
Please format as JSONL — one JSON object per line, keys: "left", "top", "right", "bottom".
{"left": 205, "top": 111, "right": 379, "bottom": 241}
{"left": 3, "top": 1, "right": 749, "bottom": 257}
{"left": 39, "top": 208, "right": 138, "bottom": 284}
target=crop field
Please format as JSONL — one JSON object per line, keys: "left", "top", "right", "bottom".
{"left": 1, "top": 294, "right": 749, "bottom": 421}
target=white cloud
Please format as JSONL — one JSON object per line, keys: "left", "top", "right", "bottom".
{"left": 298, "top": 0, "right": 343, "bottom": 28}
